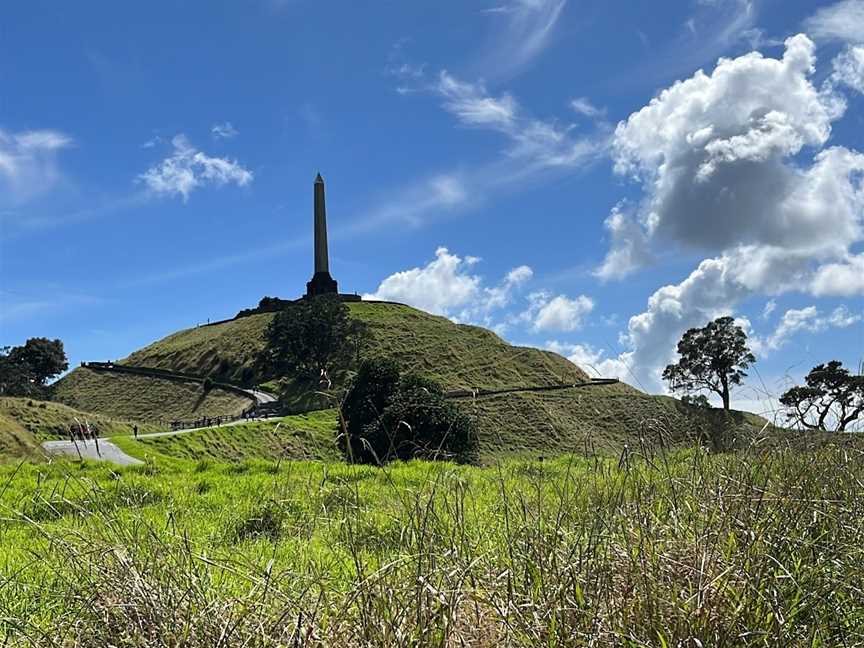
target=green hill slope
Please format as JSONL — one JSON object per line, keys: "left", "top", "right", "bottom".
{"left": 121, "top": 302, "right": 588, "bottom": 390}
{"left": 0, "top": 397, "right": 167, "bottom": 461}
{"left": 52, "top": 300, "right": 768, "bottom": 456}
{"left": 53, "top": 371, "right": 252, "bottom": 423}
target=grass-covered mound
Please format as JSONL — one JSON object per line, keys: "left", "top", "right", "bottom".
{"left": 114, "top": 411, "right": 340, "bottom": 463}
{"left": 1, "top": 443, "right": 863, "bottom": 645}
{"left": 52, "top": 300, "right": 768, "bottom": 454}
{"left": 0, "top": 397, "right": 167, "bottom": 461}
{"left": 122, "top": 302, "right": 588, "bottom": 390}
{"left": 52, "top": 369, "right": 251, "bottom": 423}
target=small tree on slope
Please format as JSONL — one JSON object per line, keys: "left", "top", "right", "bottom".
{"left": 662, "top": 316, "right": 755, "bottom": 411}
{"left": 260, "top": 295, "right": 353, "bottom": 385}
{"left": 780, "top": 361, "right": 864, "bottom": 432}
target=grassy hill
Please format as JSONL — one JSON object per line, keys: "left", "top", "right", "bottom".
{"left": 0, "top": 397, "right": 167, "bottom": 461}
{"left": 53, "top": 370, "right": 252, "bottom": 423}
{"left": 52, "top": 300, "right": 769, "bottom": 455}
{"left": 122, "top": 302, "right": 589, "bottom": 390}
{"left": 112, "top": 411, "right": 340, "bottom": 464}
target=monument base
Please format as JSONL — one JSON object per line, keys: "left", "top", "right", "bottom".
{"left": 305, "top": 272, "right": 338, "bottom": 298}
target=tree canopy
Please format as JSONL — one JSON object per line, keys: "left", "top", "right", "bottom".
{"left": 340, "top": 357, "right": 478, "bottom": 465}
{"left": 662, "top": 316, "right": 755, "bottom": 411}
{"left": 259, "top": 296, "right": 354, "bottom": 385}
{"left": 780, "top": 361, "right": 864, "bottom": 432}
{"left": 0, "top": 338, "right": 68, "bottom": 398}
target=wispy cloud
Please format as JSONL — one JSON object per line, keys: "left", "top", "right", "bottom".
{"left": 211, "top": 122, "right": 239, "bottom": 140}
{"left": 138, "top": 134, "right": 253, "bottom": 201}
{"left": 625, "top": 0, "right": 761, "bottom": 87}
{"left": 804, "top": 0, "right": 864, "bottom": 44}
{"left": 0, "top": 128, "right": 73, "bottom": 206}
{"left": 475, "top": 0, "right": 567, "bottom": 81}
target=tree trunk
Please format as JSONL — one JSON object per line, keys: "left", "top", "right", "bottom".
{"left": 721, "top": 376, "right": 730, "bottom": 411}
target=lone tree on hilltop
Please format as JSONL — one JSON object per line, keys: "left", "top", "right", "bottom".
{"left": 260, "top": 295, "right": 353, "bottom": 385}
{"left": 663, "top": 316, "right": 755, "bottom": 411}
{"left": 780, "top": 361, "right": 864, "bottom": 432}
{"left": 340, "top": 357, "right": 478, "bottom": 465}
{"left": 0, "top": 338, "right": 68, "bottom": 398}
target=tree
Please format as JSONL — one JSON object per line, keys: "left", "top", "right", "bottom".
{"left": 0, "top": 338, "right": 68, "bottom": 397}
{"left": 780, "top": 361, "right": 864, "bottom": 432}
{"left": 662, "top": 316, "right": 755, "bottom": 411}
{"left": 260, "top": 295, "right": 353, "bottom": 384}
{"left": 340, "top": 357, "right": 478, "bottom": 465}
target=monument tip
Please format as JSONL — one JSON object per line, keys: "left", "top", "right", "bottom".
{"left": 315, "top": 172, "right": 324, "bottom": 183}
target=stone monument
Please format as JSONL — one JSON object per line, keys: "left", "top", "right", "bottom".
{"left": 306, "top": 173, "right": 339, "bottom": 297}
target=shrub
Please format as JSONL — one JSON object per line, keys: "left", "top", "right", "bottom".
{"left": 339, "top": 358, "right": 478, "bottom": 465}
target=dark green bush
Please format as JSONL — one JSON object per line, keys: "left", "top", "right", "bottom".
{"left": 339, "top": 358, "right": 478, "bottom": 465}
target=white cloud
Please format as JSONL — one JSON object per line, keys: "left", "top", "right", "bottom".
{"left": 438, "top": 72, "right": 518, "bottom": 129}
{"left": 138, "top": 134, "right": 253, "bottom": 201}
{"left": 761, "top": 299, "right": 776, "bottom": 319}
{"left": 594, "top": 203, "right": 653, "bottom": 280}
{"left": 804, "top": 0, "right": 864, "bottom": 43}
{"left": 211, "top": 122, "right": 239, "bottom": 140}
{"left": 364, "top": 247, "right": 534, "bottom": 321}
{"left": 522, "top": 291, "right": 594, "bottom": 332}
{"left": 605, "top": 35, "right": 855, "bottom": 267}
{"left": 544, "top": 340, "right": 629, "bottom": 378}
{"left": 477, "top": 0, "right": 567, "bottom": 81}
{"left": 0, "top": 128, "right": 72, "bottom": 205}
{"left": 763, "top": 305, "right": 862, "bottom": 352}
{"left": 592, "top": 36, "right": 864, "bottom": 390}
{"left": 831, "top": 46, "right": 864, "bottom": 93}
{"left": 570, "top": 97, "right": 606, "bottom": 119}
{"left": 810, "top": 253, "right": 864, "bottom": 296}
{"left": 436, "top": 71, "right": 607, "bottom": 172}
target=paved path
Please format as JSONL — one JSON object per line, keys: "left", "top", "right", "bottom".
{"left": 41, "top": 439, "right": 144, "bottom": 466}
{"left": 40, "top": 415, "right": 279, "bottom": 465}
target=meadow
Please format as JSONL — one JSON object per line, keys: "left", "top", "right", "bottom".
{"left": 2, "top": 435, "right": 863, "bottom": 646}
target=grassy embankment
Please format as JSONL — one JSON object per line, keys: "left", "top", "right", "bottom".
{"left": 52, "top": 369, "right": 252, "bottom": 423}
{"left": 54, "top": 302, "right": 773, "bottom": 454}
{"left": 0, "top": 397, "right": 166, "bottom": 461}
{"left": 1, "top": 438, "right": 863, "bottom": 646}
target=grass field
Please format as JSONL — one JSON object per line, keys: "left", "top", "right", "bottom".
{"left": 1, "top": 437, "right": 863, "bottom": 646}
{"left": 0, "top": 397, "right": 167, "bottom": 461}
{"left": 52, "top": 369, "right": 252, "bottom": 423}
{"left": 115, "top": 410, "right": 341, "bottom": 463}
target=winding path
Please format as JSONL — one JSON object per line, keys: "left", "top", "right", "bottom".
{"left": 40, "top": 415, "right": 277, "bottom": 466}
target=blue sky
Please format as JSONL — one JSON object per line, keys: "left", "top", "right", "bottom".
{"left": 1, "top": 0, "right": 863, "bottom": 416}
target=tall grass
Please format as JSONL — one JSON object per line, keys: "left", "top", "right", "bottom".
{"left": 1, "top": 435, "right": 863, "bottom": 646}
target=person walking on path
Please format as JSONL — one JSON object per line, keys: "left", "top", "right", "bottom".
{"left": 133, "top": 424, "right": 139, "bottom": 439}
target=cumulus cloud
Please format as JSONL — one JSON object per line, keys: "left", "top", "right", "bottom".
{"left": 138, "top": 134, "right": 253, "bottom": 201}
{"left": 810, "top": 253, "right": 864, "bottom": 296}
{"left": 211, "top": 122, "right": 239, "bottom": 140}
{"left": 0, "top": 128, "right": 72, "bottom": 204}
{"left": 804, "top": 0, "right": 864, "bottom": 43}
{"left": 762, "top": 305, "right": 862, "bottom": 352}
{"left": 594, "top": 203, "right": 653, "bottom": 280}
{"left": 364, "top": 247, "right": 533, "bottom": 321}
{"left": 832, "top": 46, "right": 864, "bottom": 93}
{"left": 544, "top": 340, "right": 631, "bottom": 378}
{"left": 523, "top": 291, "right": 594, "bottom": 332}
{"left": 603, "top": 35, "right": 855, "bottom": 269}
{"left": 592, "top": 36, "right": 864, "bottom": 390}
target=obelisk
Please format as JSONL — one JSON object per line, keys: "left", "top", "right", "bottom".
{"left": 306, "top": 173, "right": 338, "bottom": 297}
